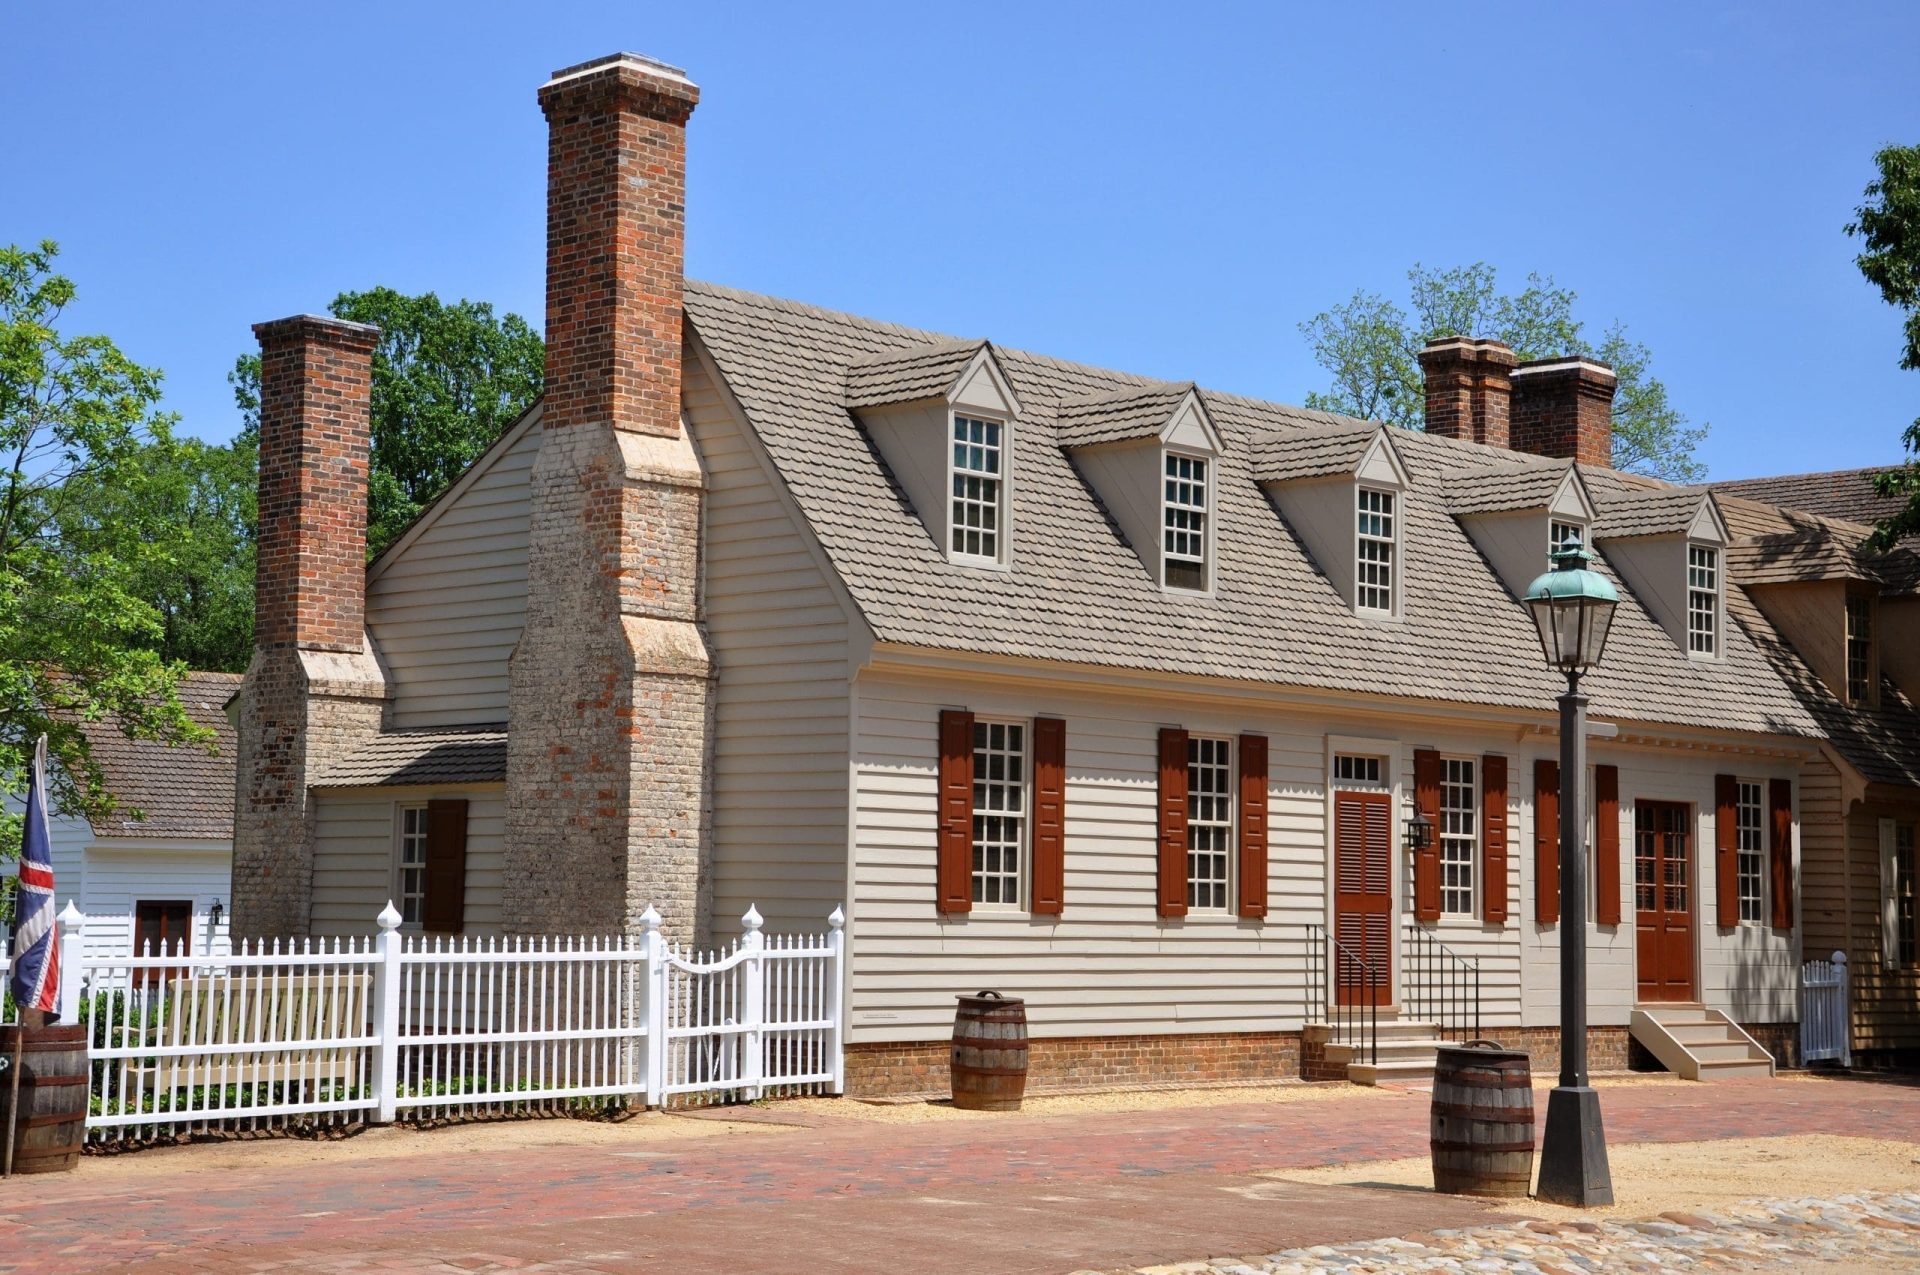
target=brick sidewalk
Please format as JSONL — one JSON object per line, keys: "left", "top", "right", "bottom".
{"left": 2, "top": 1075, "right": 1915, "bottom": 1274}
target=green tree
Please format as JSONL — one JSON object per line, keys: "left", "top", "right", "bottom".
{"left": 0, "top": 241, "right": 208, "bottom": 861}
{"left": 1846, "top": 143, "right": 1920, "bottom": 551}
{"left": 230, "top": 287, "right": 544, "bottom": 555}
{"left": 1299, "top": 263, "right": 1709, "bottom": 481}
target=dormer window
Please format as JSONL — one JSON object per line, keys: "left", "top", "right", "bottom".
{"left": 1163, "top": 452, "right": 1210, "bottom": 591}
{"left": 1356, "top": 487, "right": 1397, "bottom": 614}
{"left": 1687, "top": 544, "right": 1719, "bottom": 657}
{"left": 1846, "top": 592, "right": 1874, "bottom": 703}
{"left": 951, "top": 413, "right": 1007, "bottom": 562}
{"left": 1551, "top": 520, "right": 1585, "bottom": 555}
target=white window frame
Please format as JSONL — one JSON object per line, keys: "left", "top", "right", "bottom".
{"left": 1885, "top": 818, "right": 1917, "bottom": 971}
{"left": 948, "top": 412, "right": 1010, "bottom": 567}
{"left": 1356, "top": 485, "right": 1398, "bottom": 616}
{"left": 393, "top": 804, "right": 430, "bottom": 928}
{"left": 970, "top": 718, "right": 1027, "bottom": 909}
{"left": 1845, "top": 592, "right": 1874, "bottom": 704}
{"left": 1735, "top": 780, "right": 1765, "bottom": 925}
{"left": 1332, "top": 754, "right": 1385, "bottom": 788}
{"left": 1686, "top": 543, "right": 1720, "bottom": 659}
{"left": 1438, "top": 756, "right": 1477, "bottom": 917}
{"left": 1550, "top": 519, "right": 1586, "bottom": 557}
{"left": 1162, "top": 449, "right": 1213, "bottom": 593}
{"left": 1186, "top": 735, "right": 1233, "bottom": 911}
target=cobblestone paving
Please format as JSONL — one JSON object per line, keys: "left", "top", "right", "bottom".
{"left": 1147, "top": 1191, "right": 1920, "bottom": 1273}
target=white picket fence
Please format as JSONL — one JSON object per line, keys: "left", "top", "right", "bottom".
{"left": 1799, "top": 949, "right": 1851, "bottom": 1067}
{"left": 40, "top": 901, "right": 844, "bottom": 1142}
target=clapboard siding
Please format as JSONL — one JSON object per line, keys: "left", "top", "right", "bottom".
{"left": 310, "top": 788, "right": 507, "bottom": 935}
{"left": 687, "top": 353, "right": 853, "bottom": 937}
{"left": 68, "top": 845, "right": 234, "bottom": 964}
{"left": 1847, "top": 806, "right": 1920, "bottom": 1050}
{"left": 364, "top": 413, "right": 541, "bottom": 728}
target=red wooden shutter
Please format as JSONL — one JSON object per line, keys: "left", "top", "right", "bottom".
{"left": 1031, "top": 717, "right": 1066, "bottom": 916}
{"left": 1534, "top": 759, "right": 1561, "bottom": 925}
{"left": 1714, "top": 773, "right": 1739, "bottom": 931}
{"left": 1237, "top": 733, "right": 1269, "bottom": 919}
{"left": 1594, "top": 764, "right": 1621, "bottom": 926}
{"left": 1770, "top": 777, "right": 1793, "bottom": 930}
{"left": 1157, "top": 728, "right": 1190, "bottom": 918}
{"left": 1482, "top": 754, "right": 1509, "bottom": 924}
{"left": 1412, "top": 748, "right": 1442, "bottom": 922}
{"left": 422, "top": 798, "right": 469, "bottom": 934}
{"left": 937, "top": 710, "right": 975, "bottom": 913}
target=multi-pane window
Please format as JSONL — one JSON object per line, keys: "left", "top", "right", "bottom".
{"left": 1186, "top": 736, "right": 1232, "bottom": 910}
{"left": 397, "top": 805, "right": 430, "bottom": 925}
{"left": 1687, "top": 545, "right": 1719, "bottom": 657}
{"left": 1846, "top": 593, "right": 1874, "bottom": 703}
{"left": 1896, "top": 822, "right": 1916, "bottom": 969}
{"left": 1356, "top": 488, "right": 1396, "bottom": 613}
{"left": 970, "top": 720, "right": 1026, "bottom": 906}
{"left": 1439, "top": 757, "right": 1477, "bottom": 916}
{"left": 950, "top": 414, "right": 1004, "bottom": 561}
{"left": 1332, "top": 754, "right": 1384, "bottom": 787}
{"left": 1163, "top": 453, "right": 1210, "bottom": 591}
{"left": 1735, "top": 781, "right": 1764, "bottom": 924}
{"left": 1550, "top": 520, "right": 1585, "bottom": 556}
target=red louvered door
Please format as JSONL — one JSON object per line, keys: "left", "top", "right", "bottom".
{"left": 1333, "top": 790, "right": 1393, "bottom": 1007}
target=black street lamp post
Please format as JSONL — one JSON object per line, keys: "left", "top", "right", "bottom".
{"left": 1524, "top": 540, "right": 1619, "bottom": 1208}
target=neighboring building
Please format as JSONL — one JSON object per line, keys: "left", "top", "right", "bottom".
{"left": 40, "top": 671, "right": 240, "bottom": 963}
{"left": 230, "top": 52, "right": 1920, "bottom": 1090}
{"left": 1712, "top": 466, "right": 1909, "bottom": 535}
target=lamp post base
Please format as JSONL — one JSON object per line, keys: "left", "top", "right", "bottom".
{"left": 1536, "top": 1086, "right": 1613, "bottom": 1207}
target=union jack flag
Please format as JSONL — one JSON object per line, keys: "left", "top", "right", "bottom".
{"left": 9, "top": 735, "right": 59, "bottom": 1015}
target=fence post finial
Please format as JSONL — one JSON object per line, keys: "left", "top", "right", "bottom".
{"left": 59, "top": 900, "right": 84, "bottom": 930}
{"left": 640, "top": 904, "right": 662, "bottom": 934}
{"left": 741, "top": 904, "right": 764, "bottom": 934}
{"left": 377, "top": 901, "right": 403, "bottom": 931}
{"left": 828, "top": 905, "right": 846, "bottom": 930}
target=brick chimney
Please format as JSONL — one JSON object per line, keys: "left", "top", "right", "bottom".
{"left": 505, "top": 54, "right": 714, "bottom": 941}
{"left": 232, "top": 315, "right": 389, "bottom": 939}
{"left": 1510, "top": 357, "right": 1617, "bottom": 468}
{"left": 1417, "top": 337, "right": 1517, "bottom": 448}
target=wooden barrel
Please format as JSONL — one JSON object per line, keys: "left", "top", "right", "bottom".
{"left": 1, "top": 1023, "right": 89, "bottom": 1174}
{"left": 951, "top": 992, "right": 1028, "bottom": 1111}
{"left": 1430, "top": 1041, "right": 1535, "bottom": 1198}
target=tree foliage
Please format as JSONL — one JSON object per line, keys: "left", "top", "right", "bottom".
{"left": 230, "top": 287, "right": 544, "bottom": 555}
{"left": 1846, "top": 143, "right": 1920, "bottom": 551}
{"left": 0, "top": 241, "right": 208, "bottom": 845}
{"left": 1299, "top": 263, "right": 1709, "bottom": 482}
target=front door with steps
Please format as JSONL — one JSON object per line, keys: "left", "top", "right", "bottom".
{"left": 1333, "top": 789, "right": 1393, "bottom": 1006}
{"left": 1635, "top": 800, "right": 1697, "bottom": 1002}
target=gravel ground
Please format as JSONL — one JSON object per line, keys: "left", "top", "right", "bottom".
{"left": 1138, "top": 1190, "right": 1920, "bottom": 1273}
{"left": 783, "top": 1081, "right": 1399, "bottom": 1124}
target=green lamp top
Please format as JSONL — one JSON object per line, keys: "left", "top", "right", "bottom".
{"left": 1524, "top": 543, "right": 1620, "bottom": 605}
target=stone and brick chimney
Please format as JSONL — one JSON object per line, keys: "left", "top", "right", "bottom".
{"left": 1417, "top": 337, "right": 1517, "bottom": 448}
{"left": 503, "top": 53, "right": 714, "bottom": 941}
{"left": 1419, "top": 339, "right": 1617, "bottom": 468}
{"left": 232, "top": 316, "right": 389, "bottom": 939}
{"left": 1510, "top": 357, "right": 1617, "bottom": 468}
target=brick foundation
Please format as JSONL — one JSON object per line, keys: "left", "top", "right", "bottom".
{"left": 848, "top": 1031, "right": 1302, "bottom": 1099}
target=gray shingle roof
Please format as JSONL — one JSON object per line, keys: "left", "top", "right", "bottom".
{"left": 1590, "top": 488, "right": 1713, "bottom": 540}
{"left": 1056, "top": 382, "right": 1196, "bottom": 449}
{"left": 1248, "top": 422, "right": 1380, "bottom": 485}
{"left": 317, "top": 725, "right": 508, "bottom": 788}
{"left": 681, "top": 281, "right": 1829, "bottom": 742}
{"left": 64, "top": 671, "right": 241, "bottom": 840}
{"left": 1445, "top": 458, "right": 1575, "bottom": 515}
{"left": 844, "top": 338, "right": 984, "bottom": 409}
{"left": 1710, "top": 466, "right": 1907, "bottom": 532}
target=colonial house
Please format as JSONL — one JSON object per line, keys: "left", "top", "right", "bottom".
{"left": 230, "top": 51, "right": 1920, "bottom": 1092}
{"left": 30, "top": 671, "right": 239, "bottom": 963}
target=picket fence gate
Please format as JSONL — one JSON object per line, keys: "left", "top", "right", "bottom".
{"left": 36, "top": 901, "right": 844, "bottom": 1142}
{"left": 1799, "top": 949, "right": 1851, "bottom": 1067}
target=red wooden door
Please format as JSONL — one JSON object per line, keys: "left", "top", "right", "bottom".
{"left": 1333, "top": 790, "right": 1393, "bottom": 1006}
{"left": 133, "top": 899, "right": 192, "bottom": 987}
{"left": 1634, "top": 802, "right": 1697, "bottom": 1002}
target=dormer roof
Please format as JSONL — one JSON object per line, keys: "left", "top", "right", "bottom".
{"left": 1591, "top": 487, "right": 1726, "bottom": 542}
{"left": 1251, "top": 422, "right": 1407, "bottom": 487}
{"left": 1446, "top": 458, "right": 1596, "bottom": 521}
{"left": 845, "top": 338, "right": 1022, "bottom": 417}
{"left": 1055, "top": 382, "right": 1222, "bottom": 452}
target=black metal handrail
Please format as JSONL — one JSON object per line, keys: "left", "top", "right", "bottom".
{"left": 1402, "top": 923, "right": 1480, "bottom": 1044}
{"left": 1305, "top": 923, "right": 1378, "bottom": 1066}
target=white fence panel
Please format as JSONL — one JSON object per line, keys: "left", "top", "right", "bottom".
{"left": 1800, "top": 950, "right": 1851, "bottom": 1066}
{"left": 35, "top": 901, "right": 845, "bottom": 1141}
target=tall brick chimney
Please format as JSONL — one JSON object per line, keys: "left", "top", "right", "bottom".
{"left": 504, "top": 54, "right": 714, "bottom": 941}
{"left": 232, "top": 315, "right": 389, "bottom": 939}
{"left": 1510, "top": 357, "right": 1617, "bottom": 468}
{"left": 1418, "top": 337, "right": 1517, "bottom": 448}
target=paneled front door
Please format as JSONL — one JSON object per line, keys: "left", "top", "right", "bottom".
{"left": 1333, "top": 790, "right": 1393, "bottom": 1006}
{"left": 1634, "top": 801, "right": 1697, "bottom": 1002}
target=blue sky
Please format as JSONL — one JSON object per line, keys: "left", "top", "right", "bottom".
{"left": 4, "top": 2, "right": 1917, "bottom": 478}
